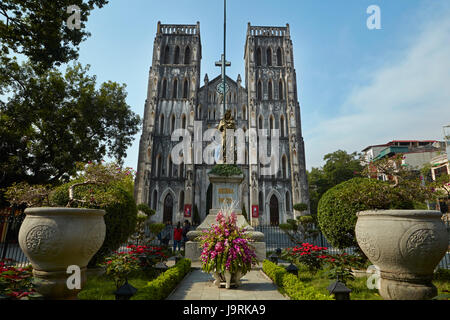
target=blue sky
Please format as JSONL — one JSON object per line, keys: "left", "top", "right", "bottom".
{"left": 76, "top": 0, "right": 450, "bottom": 170}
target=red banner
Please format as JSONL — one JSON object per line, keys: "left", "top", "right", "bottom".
{"left": 184, "top": 204, "right": 192, "bottom": 218}
{"left": 252, "top": 205, "right": 259, "bottom": 218}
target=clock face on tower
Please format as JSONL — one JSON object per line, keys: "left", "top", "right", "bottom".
{"left": 216, "top": 82, "right": 230, "bottom": 95}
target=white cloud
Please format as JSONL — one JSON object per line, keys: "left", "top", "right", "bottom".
{"left": 305, "top": 9, "right": 450, "bottom": 170}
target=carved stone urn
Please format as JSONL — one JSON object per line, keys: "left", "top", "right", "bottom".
{"left": 355, "top": 210, "right": 448, "bottom": 300}
{"left": 18, "top": 207, "right": 106, "bottom": 300}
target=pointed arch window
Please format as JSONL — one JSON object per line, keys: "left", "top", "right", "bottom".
{"left": 183, "top": 79, "right": 189, "bottom": 99}
{"left": 257, "top": 80, "right": 262, "bottom": 101}
{"left": 266, "top": 47, "right": 272, "bottom": 66}
{"left": 160, "top": 114, "right": 165, "bottom": 134}
{"left": 282, "top": 156, "right": 287, "bottom": 179}
{"left": 170, "top": 114, "right": 175, "bottom": 133}
{"left": 242, "top": 105, "right": 247, "bottom": 120}
{"left": 285, "top": 192, "right": 290, "bottom": 212}
{"left": 172, "top": 79, "right": 178, "bottom": 99}
{"left": 181, "top": 114, "right": 186, "bottom": 129}
{"left": 174, "top": 46, "right": 180, "bottom": 64}
{"left": 156, "top": 154, "right": 162, "bottom": 177}
{"left": 268, "top": 80, "right": 273, "bottom": 100}
{"left": 269, "top": 115, "right": 274, "bottom": 131}
{"left": 179, "top": 191, "right": 185, "bottom": 211}
{"left": 256, "top": 47, "right": 262, "bottom": 66}
{"left": 280, "top": 115, "right": 285, "bottom": 137}
{"left": 161, "top": 79, "right": 167, "bottom": 98}
{"left": 163, "top": 45, "right": 170, "bottom": 64}
{"left": 152, "top": 190, "right": 158, "bottom": 210}
{"left": 278, "top": 80, "right": 284, "bottom": 100}
{"left": 277, "top": 47, "right": 283, "bottom": 66}
{"left": 258, "top": 115, "right": 263, "bottom": 130}
{"left": 184, "top": 46, "right": 191, "bottom": 64}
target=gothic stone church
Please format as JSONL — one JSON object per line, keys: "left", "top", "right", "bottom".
{"left": 135, "top": 22, "right": 309, "bottom": 226}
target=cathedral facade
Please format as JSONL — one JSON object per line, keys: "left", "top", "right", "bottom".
{"left": 134, "top": 22, "right": 309, "bottom": 226}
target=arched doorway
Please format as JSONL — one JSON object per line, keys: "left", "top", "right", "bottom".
{"left": 163, "top": 194, "right": 173, "bottom": 224}
{"left": 270, "top": 195, "right": 279, "bottom": 226}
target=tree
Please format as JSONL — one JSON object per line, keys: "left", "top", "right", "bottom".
{"left": 0, "top": 2, "right": 141, "bottom": 206}
{"left": 279, "top": 203, "right": 319, "bottom": 244}
{"left": 1, "top": 63, "right": 140, "bottom": 191}
{"left": 308, "top": 150, "right": 363, "bottom": 215}
{"left": 0, "top": 0, "right": 108, "bottom": 72}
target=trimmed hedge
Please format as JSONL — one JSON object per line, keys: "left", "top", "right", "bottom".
{"left": 51, "top": 178, "right": 137, "bottom": 266}
{"left": 133, "top": 259, "right": 191, "bottom": 300}
{"left": 210, "top": 164, "right": 243, "bottom": 176}
{"left": 262, "top": 260, "right": 332, "bottom": 300}
{"left": 317, "top": 177, "right": 414, "bottom": 249}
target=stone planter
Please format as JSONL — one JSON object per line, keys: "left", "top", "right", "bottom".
{"left": 19, "top": 207, "right": 106, "bottom": 300}
{"left": 355, "top": 210, "right": 448, "bottom": 300}
{"left": 212, "top": 270, "right": 243, "bottom": 289}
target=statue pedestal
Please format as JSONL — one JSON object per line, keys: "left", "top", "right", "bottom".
{"left": 185, "top": 173, "right": 266, "bottom": 262}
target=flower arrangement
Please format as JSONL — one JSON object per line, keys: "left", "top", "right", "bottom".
{"left": 198, "top": 202, "right": 257, "bottom": 276}
{"left": 283, "top": 243, "right": 328, "bottom": 272}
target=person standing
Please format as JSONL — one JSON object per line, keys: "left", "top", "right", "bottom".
{"left": 173, "top": 221, "right": 182, "bottom": 253}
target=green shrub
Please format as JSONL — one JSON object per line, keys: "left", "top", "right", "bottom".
{"left": 293, "top": 203, "right": 308, "bottom": 213}
{"left": 50, "top": 177, "right": 137, "bottom": 266}
{"left": 134, "top": 259, "right": 191, "bottom": 300}
{"left": 262, "top": 260, "right": 332, "bottom": 300}
{"left": 317, "top": 177, "right": 414, "bottom": 249}
{"left": 262, "top": 260, "right": 287, "bottom": 287}
{"left": 210, "top": 164, "right": 243, "bottom": 176}
{"left": 434, "top": 268, "right": 450, "bottom": 281}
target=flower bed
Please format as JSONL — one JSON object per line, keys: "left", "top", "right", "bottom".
{"left": 0, "top": 260, "right": 41, "bottom": 300}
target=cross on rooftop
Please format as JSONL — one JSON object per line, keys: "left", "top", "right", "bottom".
{"left": 215, "top": 54, "right": 231, "bottom": 86}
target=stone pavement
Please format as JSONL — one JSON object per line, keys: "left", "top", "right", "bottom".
{"left": 166, "top": 262, "right": 288, "bottom": 300}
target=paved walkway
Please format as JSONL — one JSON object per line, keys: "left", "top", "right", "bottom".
{"left": 167, "top": 262, "right": 288, "bottom": 300}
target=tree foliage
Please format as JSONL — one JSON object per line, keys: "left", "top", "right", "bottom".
{"left": 317, "top": 177, "right": 431, "bottom": 249}
{"left": 1, "top": 63, "right": 140, "bottom": 191}
{"left": 307, "top": 150, "right": 363, "bottom": 215}
{"left": 0, "top": 0, "right": 108, "bottom": 71}
{"left": 0, "top": 1, "right": 141, "bottom": 207}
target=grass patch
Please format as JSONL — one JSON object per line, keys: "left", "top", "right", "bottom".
{"left": 78, "top": 272, "right": 155, "bottom": 300}
{"left": 79, "top": 259, "right": 191, "bottom": 300}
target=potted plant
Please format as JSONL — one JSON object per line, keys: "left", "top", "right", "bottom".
{"left": 4, "top": 162, "right": 136, "bottom": 299}
{"left": 197, "top": 202, "right": 258, "bottom": 289}
{"left": 318, "top": 156, "right": 448, "bottom": 300}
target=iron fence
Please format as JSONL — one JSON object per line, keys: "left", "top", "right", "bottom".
{"left": 0, "top": 207, "right": 29, "bottom": 268}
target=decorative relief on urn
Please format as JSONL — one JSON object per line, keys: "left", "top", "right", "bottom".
{"left": 25, "top": 225, "right": 62, "bottom": 257}
{"left": 355, "top": 227, "right": 380, "bottom": 262}
{"left": 400, "top": 227, "right": 438, "bottom": 260}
